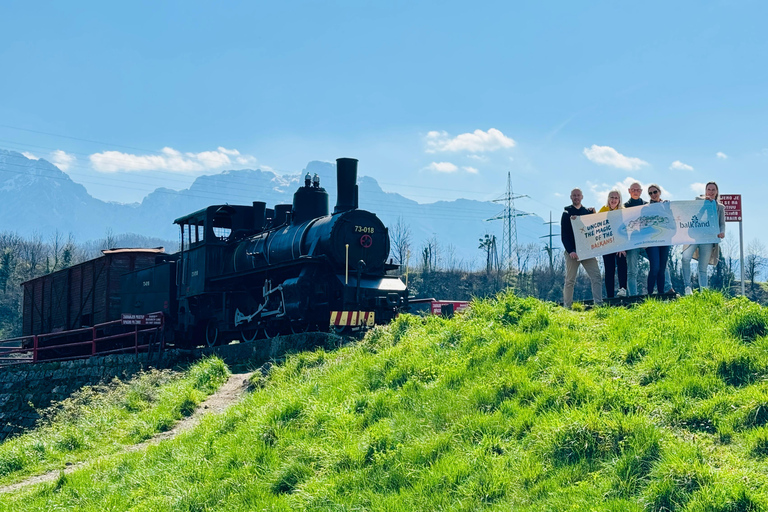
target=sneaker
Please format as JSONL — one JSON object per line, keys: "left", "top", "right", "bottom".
{"left": 684, "top": 286, "right": 692, "bottom": 296}
{"left": 616, "top": 288, "right": 627, "bottom": 297}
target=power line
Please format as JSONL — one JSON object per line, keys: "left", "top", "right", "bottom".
{"left": 486, "top": 171, "right": 532, "bottom": 271}
{"left": 539, "top": 211, "right": 560, "bottom": 271}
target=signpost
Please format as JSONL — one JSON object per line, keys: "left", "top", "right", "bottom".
{"left": 720, "top": 194, "right": 744, "bottom": 296}
{"left": 121, "top": 313, "right": 163, "bottom": 326}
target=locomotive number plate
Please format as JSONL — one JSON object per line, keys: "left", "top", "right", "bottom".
{"left": 355, "top": 225, "right": 375, "bottom": 234}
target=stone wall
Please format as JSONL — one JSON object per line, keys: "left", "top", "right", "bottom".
{"left": 0, "top": 332, "right": 341, "bottom": 441}
{"left": 0, "top": 351, "right": 188, "bottom": 440}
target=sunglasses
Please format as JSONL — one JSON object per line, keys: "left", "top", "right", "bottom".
{"left": 649, "top": 190, "right": 660, "bottom": 195}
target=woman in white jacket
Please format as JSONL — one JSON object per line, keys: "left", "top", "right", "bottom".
{"left": 681, "top": 181, "right": 726, "bottom": 294}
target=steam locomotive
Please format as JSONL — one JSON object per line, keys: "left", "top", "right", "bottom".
{"left": 118, "top": 157, "right": 409, "bottom": 346}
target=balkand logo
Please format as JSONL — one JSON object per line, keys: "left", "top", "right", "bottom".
{"left": 679, "top": 215, "right": 710, "bottom": 229}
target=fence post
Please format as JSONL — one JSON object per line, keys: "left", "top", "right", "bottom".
{"left": 92, "top": 326, "right": 97, "bottom": 356}
{"left": 32, "top": 336, "right": 38, "bottom": 363}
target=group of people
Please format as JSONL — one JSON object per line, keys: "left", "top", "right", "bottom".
{"left": 560, "top": 181, "right": 726, "bottom": 309}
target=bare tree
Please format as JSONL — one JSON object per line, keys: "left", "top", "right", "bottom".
{"left": 390, "top": 217, "right": 412, "bottom": 271}
{"left": 745, "top": 239, "right": 766, "bottom": 290}
{"left": 443, "top": 244, "right": 463, "bottom": 271}
{"left": 421, "top": 236, "right": 440, "bottom": 273}
{"left": 102, "top": 228, "right": 117, "bottom": 252}
{"left": 21, "top": 233, "right": 46, "bottom": 279}
{"left": 712, "top": 232, "right": 737, "bottom": 291}
{"left": 0, "top": 233, "right": 21, "bottom": 294}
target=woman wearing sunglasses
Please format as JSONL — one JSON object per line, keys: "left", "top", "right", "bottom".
{"left": 681, "top": 181, "right": 726, "bottom": 294}
{"left": 599, "top": 190, "right": 628, "bottom": 297}
{"left": 645, "top": 184, "right": 670, "bottom": 294}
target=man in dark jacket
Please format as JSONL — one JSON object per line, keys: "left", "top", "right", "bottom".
{"left": 561, "top": 188, "right": 603, "bottom": 308}
{"left": 624, "top": 182, "right": 646, "bottom": 296}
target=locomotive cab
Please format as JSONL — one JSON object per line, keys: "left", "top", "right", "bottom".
{"left": 175, "top": 204, "right": 259, "bottom": 295}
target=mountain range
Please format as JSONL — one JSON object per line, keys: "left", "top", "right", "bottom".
{"left": 0, "top": 149, "right": 553, "bottom": 268}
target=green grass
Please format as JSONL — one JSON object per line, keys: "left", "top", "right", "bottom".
{"left": 0, "top": 356, "right": 229, "bottom": 486}
{"left": 5, "top": 292, "right": 768, "bottom": 510}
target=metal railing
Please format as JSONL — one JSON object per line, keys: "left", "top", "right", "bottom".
{"left": 0, "top": 313, "right": 165, "bottom": 367}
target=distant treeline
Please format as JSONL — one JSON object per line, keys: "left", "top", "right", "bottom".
{"left": 0, "top": 231, "right": 176, "bottom": 338}
{"left": 391, "top": 215, "right": 768, "bottom": 305}
{"left": 0, "top": 225, "right": 764, "bottom": 339}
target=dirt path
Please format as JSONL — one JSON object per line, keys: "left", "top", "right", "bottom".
{"left": 0, "top": 371, "right": 254, "bottom": 495}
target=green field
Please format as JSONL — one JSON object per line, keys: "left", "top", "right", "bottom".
{"left": 2, "top": 292, "right": 768, "bottom": 511}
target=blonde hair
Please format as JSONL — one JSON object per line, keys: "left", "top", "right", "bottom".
{"left": 605, "top": 190, "right": 623, "bottom": 210}
{"left": 705, "top": 181, "right": 720, "bottom": 202}
{"left": 647, "top": 183, "right": 662, "bottom": 200}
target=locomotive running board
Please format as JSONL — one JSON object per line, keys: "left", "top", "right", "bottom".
{"left": 330, "top": 311, "right": 375, "bottom": 328}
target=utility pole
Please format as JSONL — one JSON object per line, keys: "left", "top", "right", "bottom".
{"left": 486, "top": 172, "right": 531, "bottom": 272}
{"left": 539, "top": 211, "right": 559, "bottom": 272}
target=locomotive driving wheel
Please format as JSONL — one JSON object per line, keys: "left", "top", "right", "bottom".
{"left": 330, "top": 324, "right": 350, "bottom": 335}
{"left": 290, "top": 319, "right": 311, "bottom": 334}
{"left": 240, "top": 325, "right": 259, "bottom": 343}
{"left": 262, "top": 320, "right": 282, "bottom": 339}
{"left": 205, "top": 319, "right": 219, "bottom": 347}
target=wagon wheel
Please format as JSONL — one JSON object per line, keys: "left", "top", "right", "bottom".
{"left": 262, "top": 321, "right": 282, "bottom": 340}
{"left": 290, "top": 320, "right": 311, "bottom": 334}
{"left": 240, "top": 325, "right": 259, "bottom": 343}
{"left": 205, "top": 319, "right": 219, "bottom": 347}
{"left": 330, "top": 324, "right": 349, "bottom": 335}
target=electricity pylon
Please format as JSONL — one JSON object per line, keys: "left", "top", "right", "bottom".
{"left": 486, "top": 172, "right": 531, "bottom": 272}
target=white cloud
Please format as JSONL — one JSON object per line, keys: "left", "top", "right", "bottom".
{"left": 463, "top": 166, "right": 479, "bottom": 174}
{"left": 89, "top": 146, "right": 258, "bottom": 173}
{"left": 51, "top": 150, "right": 75, "bottom": 171}
{"left": 466, "top": 154, "right": 488, "bottom": 162}
{"left": 587, "top": 177, "right": 673, "bottom": 206}
{"left": 426, "top": 128, "right": 516, "bottom": 153}
{"left": 690, "top": 182, "right": 706, "bottom": 195}
{"left": 670, "top": 160, "right": 694, "bottom": 171}
{"left": 22, "top": 152, "right": 39, "bottom": 160}
{"left": 716, "top": 152, "right": 728, "bottom": 159}
{"left": 582, "top": 145, "right": 649, "bottom": 171}
{"left": 424, "top": 162, "right": 459, "bottom": 173}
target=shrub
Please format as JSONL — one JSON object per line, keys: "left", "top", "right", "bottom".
{"left": 728, "top": 302, "right": 768, "bottom": 343}
{"left": 642, "top": 446, "right": 712, "bottom": 511}
{"left": 717, "top": 352, "right": 762, "bottom": 387}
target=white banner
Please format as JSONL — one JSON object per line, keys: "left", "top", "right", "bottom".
{"left": 572, "top": 200, "right": 721, "bottom": 260}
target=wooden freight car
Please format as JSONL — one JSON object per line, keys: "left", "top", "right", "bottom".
{"left": 22, "top": 248, "right": 165, "bottom": 336}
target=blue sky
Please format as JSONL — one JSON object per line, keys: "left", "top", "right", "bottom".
{"left": 1, "top": 0, "right": 766, "bottom": 247}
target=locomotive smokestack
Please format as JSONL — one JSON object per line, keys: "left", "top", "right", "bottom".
{"left": 252, "top": 201, "right": 266, "bottom": 231}
{"left": 334, "top": 157, "right": 358, "bottom": 214}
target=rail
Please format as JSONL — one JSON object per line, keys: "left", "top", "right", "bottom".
{"left": 0, "top": 312, "right": 165, "bottom": 367}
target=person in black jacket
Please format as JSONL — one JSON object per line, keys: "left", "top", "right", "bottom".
{"left": 624, "top": 182, "right": 646, "bottom": 296}
{"left": 561, "top": 188, "right": 603, "bottom": 308}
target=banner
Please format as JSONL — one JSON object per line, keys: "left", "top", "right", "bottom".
{"left": 571, "top": 200, "right": 721, "bottom": 260}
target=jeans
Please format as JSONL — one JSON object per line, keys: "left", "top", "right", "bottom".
{"left": 602, "top": 252, "right": 627, "bottom": 298}
{"left": 682, "top": 243, "right": 715, "bottom": 289}
{"left": 626, "top": 249, "right": 641, "bottom": 296}
{"left": 646, "top": 245, "right": 670, "bottom": 294}
{"left": 563, "top": 255, "right": 603, "bottom": 308}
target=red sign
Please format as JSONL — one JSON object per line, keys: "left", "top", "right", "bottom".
{"left": 720, "top": 194, "right": 742, "bottom": 222}
{"left": 121, "top": 313, "right": 163, "bottom": 326}
{"left": 430, "top": 301, "right": 470, "bottom": 315}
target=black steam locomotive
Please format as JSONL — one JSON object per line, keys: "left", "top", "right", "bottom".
{"left": 120, "top": 158, "right": 408, "bottom": 346}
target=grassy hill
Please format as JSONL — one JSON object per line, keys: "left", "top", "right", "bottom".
{"left": 3, "top": 291, "right": 768, "bottom": 511}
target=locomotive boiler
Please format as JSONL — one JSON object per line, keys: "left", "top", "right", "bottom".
{"left": 121, "top": 157, "right": 408, "bottom": 346}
